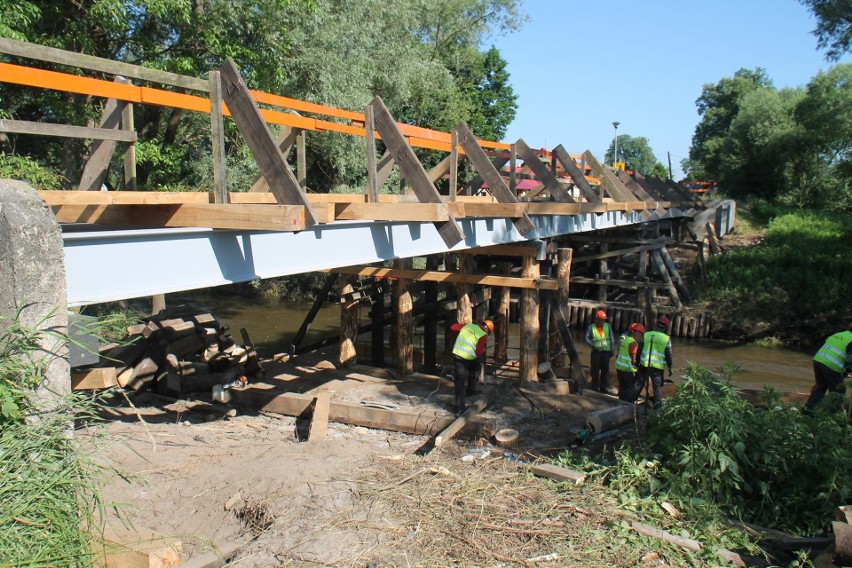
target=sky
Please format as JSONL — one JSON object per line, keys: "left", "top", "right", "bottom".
{"left": 487, "top": 0, "right": 852, "bottom": 180}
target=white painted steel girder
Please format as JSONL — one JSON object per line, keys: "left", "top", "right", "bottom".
{"left": 62, "top": 209, "right": 683, "bottom": 306}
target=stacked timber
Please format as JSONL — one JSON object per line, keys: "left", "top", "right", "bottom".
{"left": 563, "top": 302, "right": 712, "bottom": 339}
{"left": 71, "top": 313, "right": 263, "bottom": 394}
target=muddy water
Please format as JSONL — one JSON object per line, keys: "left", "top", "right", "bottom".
{"left": 167, "top": 293, "right": 815, "bottom": 394}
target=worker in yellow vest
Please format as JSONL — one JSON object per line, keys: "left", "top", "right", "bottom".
{"left": 584, "top": 310, "right": 615, "bottom": 393}
{"left": 805, "top": 323, "right": 852, "bottom": 412}
{"left": 638, "top": 316, "right": 673, "bottom": 409}
{"left": 616, "top": 323, "right": 645, "bottom": 402}
{"left": 450, "top": 319, "right": 494, "bottom": 414}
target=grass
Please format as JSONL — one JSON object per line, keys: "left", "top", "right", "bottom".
{"left": 0, "top": 309, "right": 109, "bottom": 568}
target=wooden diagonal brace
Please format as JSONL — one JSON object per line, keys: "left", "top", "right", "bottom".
{"left": 368, "top": 96, "right": 463, "bottom": 247}
{"left": 454, "top": 122, "right": 535, "bottom": 236}
{"left": 552, "top": 145, "right": 600, "bottom": 202}
{"left": 219, "top": 59, "right": 318, "bottom": 227}
{"left": 514, "top": 139, "right": 574, "bottom": 202}
{"left": 582, "top": 150, "right": 636, "bottom": 202}
{"left": 79, "top": 78, "right": 129, "bottom": 191}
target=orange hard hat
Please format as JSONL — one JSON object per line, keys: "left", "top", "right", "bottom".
{"left": 657, "top": 315, "right": 670, "bottom": 328}
{"left": 595, "top": 310, "right": 608, "bottom": 320}
{"left": 629, "top": 323, "right": 646, "bottom": 334}
{"left": 482, "top": 319, "right": 495, "bottom": 333}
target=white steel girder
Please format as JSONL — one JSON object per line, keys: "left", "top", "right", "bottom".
{"left": 62, "top": 210, "right": 682, "bottom": 306}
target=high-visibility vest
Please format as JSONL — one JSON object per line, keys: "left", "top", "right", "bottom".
{"left": 452, "top": 323, "right": 487, "bottom": 360}
{"left": 640, "top": 330, "right": 670, "bottom": 370}
{"left": 589, "top": 322, "right": 612, "bottom": 351}
{"left": 813, "top": 331, "right": 852, "bottom": 374}
{"left": 615, "top": 334, "right": 637, "bottom": 373}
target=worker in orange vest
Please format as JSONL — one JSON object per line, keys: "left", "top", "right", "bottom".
{"left": 584, "top": 310, "right": 615, "bottom": 393}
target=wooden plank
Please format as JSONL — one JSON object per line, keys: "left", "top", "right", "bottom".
{"left": 455, "top": 122, "right": 534, "bottom": 235}
{"left": 449, "top": 130, "right": 459, "bottom": 201}
{"left": 365, "top": 104, "right": 379, "bottom": 202}
{"left": 568, "top": 277, "right": 668, "bottom": 289}
{"left": 333, "top": 202, "right": 449, "bottom": 222}
{"left": 0, "top": 118, "right": 136, "bottom": 142}
{"left": 426, "top": 154, "right": 451, "bottom": 184}
{"left": 218, "top": 59, "right": 318, "bottom": 227}
{"left": 369, "top": 96, "right": 462, "bottom": 247}
{"left": 0, "top": 37, "right": 207, "bottom": 91}
{"left": 329, "top": 265, "right": 558, "bottom": 290}
{"left": 309, "top": 390, "right": 331, "bottom": 441}
{"left": 72, "top": 367, "right": 117, "bottom": 390}
{"left": 447, "top": 202, "right": 525, "bottom": 218}
{"left": 526, "top": 202, "right": 583, "bottom": 215}
{"left": 530, "top": 463, "right": 586, "bottom": 485}
{"left": 209, "top": 70, "right": 228, "bottom": 203}
{"left": 514, "top": 139, "right": 574, "bottom": 202}
{"left": 49, "top": 203, "right": 305, "bottom": 231}
{"left": 230, "top": 387, "right": 487, "bottom": 436}
{"left": 457, "top": 243, "right": 540, "bottom": 257}
{"left": 552, "top": 145, "right": 600, "bottom": 202}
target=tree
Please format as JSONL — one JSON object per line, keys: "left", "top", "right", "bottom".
{"left": 799, "top": 0, "right": 852, "bottom": 61}
{"left": 687, "top": 68, "right": 773, "bottom": 181}
{"left": 604, "top": 134, "right": 666, "bottom": 177}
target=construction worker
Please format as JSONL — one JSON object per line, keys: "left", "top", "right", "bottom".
{"left": 616, "top": 323, "right": 645, "bottom": 402}
{"left": 450, "top": 319, "right": 494, "bottom": 414}
{"left": 638, "top": 316, "right": 673, "bottom": 409}
{"left": 804, "top": 323, "right": 852, "bottom": 412}
{"left": 585, "top": 310, "right": 615, "bottom": 393}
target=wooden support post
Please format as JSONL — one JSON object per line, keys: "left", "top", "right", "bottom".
{"left": 598, "top": 243, "right": 608, "bottom": 302}
{"left": 449, "top": 129, "right": 458, "bottom": 201}
{"left": 509, "top": 143, "right": 517, "bottom": 195}
{"left": 365, "top": 103, "right": 378, "bottom": 202}
{"left": 493, "top": 263, "right": 511, "bottom": 362}
{"left": 555, "top": 248, "right": 585, "bottom": 388}
{"left": 520, "top": 256, "right": 540, "bottom": 383}
{"left": 120, "top": 80, "right": 137, "bottom": 190}
{"left": 370, "top": 283, "right": 385, "bottom": 366}
{"left": 79, "top": 77, "right": 127, "bottom": 191}
{"left": 339, "top": 276, "right": 359, "bottom": 367}
{"left": 395, "top": 258, "right": 413, "bottom": 375}
{"left": 209, "top": 70, "right": 228, "bottom": 203}
{"left": 296, "top": 130, "right": 307, "bottom": 189}
{"left": 423, "top": 256, "right": 439, "bottom": 374}
{"left": 696, "top": 242, "right": 708, "bottom": 284}
{"left": 660, "top": 246, "right": 690, "bottom": 300}
{"left": 457, "top": 254, "right": 474, "bottom": 325}
{"left": 308, "top": 390, "right": 330, "bottom": 441}
{"left": 538, "top": 286, "right": 551, "bottom": 366}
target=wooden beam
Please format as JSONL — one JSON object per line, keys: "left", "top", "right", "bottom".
{"left": 514, "top": 139, "right": 574, "bottom": 202}
{"left": 652, "top": 250, "right": 682, "bottom": 309}
{"left": 582, "top": 151, "right": 636, "bottom": 202}
{"left": 49, "top": 203, "right": 305, "bottom": 231}
{"left": 308, "top": 390, "right": 331, "bottom": 441}
{"left": 231, "top": 387, "right": 486, "bottom": 436}
{"left": 457, "top": 243, "right": 540, "bottom": 257}
{"left": 568, "top": 277, "right": 668, "bottom": 289}
{"left": 461, "top": 155, "right": 509, "bottom": 195}
{"left": 365, "top": 103, "right": 379, "bottom": 202}
{"left": 552, "top": 145, "right": 600, "bottom": 202}
{"left": 433, "top": 377, "right": 514, "bottom": 448}
{"left": 209, "top": 70, "right": 228, "bottom": 203}
{"left": 79, "top": 82, "right": 127, "bottom": 191}
{"left": 218, "top": 59, "right": 318, "bottom": 226}
{"left": 520, "top": 256, "right": 540, "bottom": 383}
{"left": 455, "top": 122, "right": 535, "bottom": 236}
{"left": 72, "top": 367, "right": 118, "bottom": 390}
{"left": 329, "top": 265, "right": 559, "bottom": 290}
{"left": 332, "top": 202, "right": 449, "bottom": 222}
{"left": 369, "top": 96, "right": 462, "bottom": 247}
{"left": 0, "top": 118, "right": 137, "bottom": 142}
{"left": 395, "top": 258, "right": 414, "bottom": 375}
{"left": 249, "top": 125, "right": 301, "bottom": 192}
{"left": 572, "top": 238, "right": 667, "bottom": 262}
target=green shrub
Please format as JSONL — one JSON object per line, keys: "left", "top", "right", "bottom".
{"left": 0, "top": 153, "right": 65, "bottom": 189}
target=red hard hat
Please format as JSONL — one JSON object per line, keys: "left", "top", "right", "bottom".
{"left": 595, "top": 310, "right": 608, "bottom": 320}
{"left": 657, "top": 315, "right": 670, "bottom": 328}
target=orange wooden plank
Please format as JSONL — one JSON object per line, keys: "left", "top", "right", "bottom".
{"left": 250, "top": 90, "right": 364, "bottom": 122}
{"left": 0, "top": 62, "right": 141, "bottom": 102}
{"left": 139, "top": 86, "right": 209, "bottom": 112}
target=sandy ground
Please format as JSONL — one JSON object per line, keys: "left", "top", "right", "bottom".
{"left": 83, "top": 353, "right": 633, "bottom": 567}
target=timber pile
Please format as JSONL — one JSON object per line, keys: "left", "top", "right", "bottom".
{"left": 72, "top": 312, "right": 263, "bottom": 394}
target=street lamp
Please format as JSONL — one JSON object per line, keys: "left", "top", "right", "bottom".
{"left": 612, "top": 121, "right": 620, "bottom": 168}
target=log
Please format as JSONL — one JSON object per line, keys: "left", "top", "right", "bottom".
{"left": 632, "top": 521, "right": 701, "bottom": 552}
{"left": 433, "top": 377, "right": 514, "bottom": 448}
{"left": 530, "top": 463, "right": 586, "bottom": 486}
{"left": 586, "top": 405, "right": 636, "bottom": 434}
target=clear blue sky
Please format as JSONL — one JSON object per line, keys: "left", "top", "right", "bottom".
{"left": 488, "top": 0, "right": 851, "bottom": 180}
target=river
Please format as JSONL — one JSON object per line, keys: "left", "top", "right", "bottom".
{"left": 167, "top": 292, "right": 815, "bottom": 394}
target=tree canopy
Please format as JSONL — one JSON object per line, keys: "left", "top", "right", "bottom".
{"left": 799, "top": 0, "right": 852, "bottom": 61}
{"left": 684, "top": 65, "right": 852, "bottom": 212}
{"left": 0, "top": 0, "right": 523, "bottom": 192}
{"left": 605, "top": 134, "right": 667, "bottom": 178}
